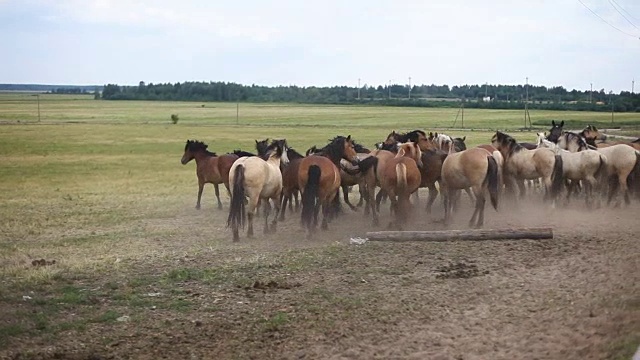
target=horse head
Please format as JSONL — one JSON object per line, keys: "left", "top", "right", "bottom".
{"left": 581, "top": 124, "right": 606, "bottom": 143}
{"left": 265, "top": 139, "right": 289, "bottom": 165}
{"left": 255, "top": 138, "right": 270, "bottom": 157}
{"left": 182, "top": 140, "right": 214, "bottom": 164}
{"left": 453, "top": 136, "right": 467, "bottom": 152}
{"left": 547, "top": 120, "right": 565, "bottom": 143}
{"left": 491, "top": 131, "right": 518, "bottom": 153}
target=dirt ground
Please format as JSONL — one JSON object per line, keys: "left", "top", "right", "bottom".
{"left": 2, "top": 192, "right": 640, "bottom": 360}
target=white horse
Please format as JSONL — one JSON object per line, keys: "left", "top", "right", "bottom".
{"left": 228, "top": 139, "right": 289, "bottom": 241}
{"left": 536, "top": 132, "right": 607, "bottom": 207}
{"left": 428, "top": 132, "right": 453, "bottom": 151}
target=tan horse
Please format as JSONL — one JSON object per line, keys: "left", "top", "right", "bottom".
{"left": 379, "top": 142, "right": 423, "bottom": 228}
{"left": 441, "top": 148, "right": 500, "bottom": 228}
{"left": 492, "top": 131, "right": 564, "bottom": 203}
{"left": 536, "top": 133, "right": 607, "bottom": 208}
{"left": 181, "top": 140, "right": 238, "bottom": 210}
{"left": 299, "top": 136, "right": 358, "bottom": 235}
{"left": 547, "top": 124, "right": 640, "bottom": 206}
{"left": 227, "top": 140, "right": 289, "bottom": 242}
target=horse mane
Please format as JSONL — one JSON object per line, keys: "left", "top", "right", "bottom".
{"left": 396, "top": 130, "right": 426, "bottom": 143}
{"left": 495, "top": 132, "right": 524, "bottom": 154}
{"left": 287, "top": 147, "right": 305, "bottom": 160}
{"left": 353, "top": 141, "right": 370, "bottom": 154}
{"left": 317, "top": 136, "right": 350, "bottom": 165}
{"left": 231, "top": 150, "right": 256, "bottom": 157}
{"left": 185, "top": 140, "right": 217, "bottom": 157}
{"left": 568, "top": 132, "right": 590, "bottom": 150}
{"left": 264, "top": 139, "right": 285, "bottom": 159}
{"left": 379, "top": 142, "right": 398, "bottom": 152}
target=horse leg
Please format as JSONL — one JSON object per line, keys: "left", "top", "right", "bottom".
{"left": 214, "top": 183, "right": 222, "bottom": 210}
{"left": 246, "top": 193, "right": 260, "bottom": 238}
{"left": 375, "top": 189, "right": 386, "bottom": 212}
{"left": 263, "top": 199, "right": 271, "bottom": 234}
{"left": 279, "top": 191, "right": 288, "bottom": 221}
{"left": 443, "top": 187, "right": 453, "bottom": 227}
{"left": 294, "top": 191, "right": 300, "bottom": 212}
{"left": 517, "top": 179, "right": 526, "bottom": 199}
{"left": 542, "top": 176, "right": 557, "bottom": 208}
{"left": 196, "top": 181, "right": 204, "bottom": 209}
{"left": 321, "top": 199, "right": 331, "bottom": 230}
{"left": 472, "top": 187, "right": 486, "bottom": 228}
{"left": 607, "top": 174, "right": 619, "bottom": 206}
{"left": 425, "top": 183, "right": 438, "bottom": 214}
{"left": 343, "top": 185, "right": 358, "bottom": 211}
{"left": 270, "top": 194, "right": 281, "bottom": 233}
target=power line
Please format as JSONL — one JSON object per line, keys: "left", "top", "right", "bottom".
{"left": 577, "top": 0, "right": 640, "bottom": 38}
{"left": 611, "top": 0, "right": 640, "bottom": 22}
{"left": 608, "top": 0, "right": 639, "bottom": 30}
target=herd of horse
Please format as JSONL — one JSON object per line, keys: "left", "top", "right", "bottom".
{"left": 180, "top": 122, "right": 640, "bottom": 241}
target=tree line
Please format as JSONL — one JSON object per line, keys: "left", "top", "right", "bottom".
{"left": 96, "top": 81, "right": 639, "bottom": 112}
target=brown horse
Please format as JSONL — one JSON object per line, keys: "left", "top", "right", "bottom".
{"left": 279, "top": 147, "right": 305, "bottom": 221}
{"left": 299, "top": 136, "right": 358, "bottom": 236}
{"left": 441, "top": 148, "right": 500, "bottom": 228}
{"left": 379, "top": 142, "right": 423, "bottom": 228}
{"left": 227, "top": 139, "right": 289, "bottom": 241}
{"left": 419, "top": 148, "right": 449, "bottom": 213}
{"left": 181, "top": 140, "right": 238, "bottom": 210}
{"left": 383, "top": 130, "right": 433, "bottom": 152}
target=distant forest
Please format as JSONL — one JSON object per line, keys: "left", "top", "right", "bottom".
{"left": 3, "top": 82, "right": 639, "bottom": 112}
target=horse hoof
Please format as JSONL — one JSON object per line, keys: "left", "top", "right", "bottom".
{"left": 195, "top": 205, "right": 201, "bottom": 210}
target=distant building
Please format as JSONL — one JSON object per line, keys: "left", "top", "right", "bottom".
{"left": 482, "top": 96, "right": 491, "bottom": 102}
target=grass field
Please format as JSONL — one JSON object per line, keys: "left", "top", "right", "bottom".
{"left": 1, "top": 94, "right": 639, "bottom": 358}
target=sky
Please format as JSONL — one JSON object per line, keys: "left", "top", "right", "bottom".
{"left": 1, "top": 0, "right": 639, "bottom": 92}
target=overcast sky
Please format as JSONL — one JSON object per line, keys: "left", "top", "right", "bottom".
{"left": 1, "top": 0, "right": 639, "bottom": 92}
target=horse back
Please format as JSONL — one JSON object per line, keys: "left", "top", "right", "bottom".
{"left": 298, "top": 155, "right": 340, "bottom": 197}
{"left": 381, "top": 156, "right": 421, "bottom": 193}
{"left": 442, "top": 148, "right": 490, "bottom": 189}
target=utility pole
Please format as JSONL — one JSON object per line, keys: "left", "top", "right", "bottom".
{"left": 485, "top": 82, "right": 488, "bottom": 97}
{"left": 524, "top": 77, "right": 530, "bottom": 130}
{"left": 590, "top": 83, "right": 593, "bottom": 103}
{"left": 408, "top": 77, "right": 412, "bottom": 99}
{"left": 610, "top": 91, "right": 614, "bottom": 124}
{"left": 357, "top": 78, "right": 361, "bottom": 100}
{"left": 388, "top": 80, "right": 392, "bottom": 99}
{"left": 633, "top": 79, "right": 635, "bottom": 94}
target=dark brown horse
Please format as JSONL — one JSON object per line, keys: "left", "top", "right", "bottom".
{"left": 279, "top": 147, "right": 305, "bottom": 221}
{"left": 383, "top": 130, "right": 433, "bottom": 152}
{"left": 181, "top": 140, "right": 238, "bottom": 209}
{"left": 299, "top": 136, "right": 358, "bottom": 236}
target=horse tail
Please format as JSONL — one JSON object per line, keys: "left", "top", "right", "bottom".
{"left": 301, "top": 165, "right": 321, "bottom": 228}
{"left": 629, "top": 151, "right": 640, "bottom": 197}
{"left": 485, "top": 156, "right": 499, "bottom": 210}
{"left": 594, "top": 153, "right": 607, "bottom": 185}
{"left": 550, "top": 154, "right": 564, "bottom": 197}
{"left": 396, "top": 162, "right": 407, "bottom": 194}
{"left": 227, "top": 165, "right": 246, "bottom": 231}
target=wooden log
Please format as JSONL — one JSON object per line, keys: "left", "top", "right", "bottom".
{"left": 366, "top": 227, "right": 553, "bottom": 242}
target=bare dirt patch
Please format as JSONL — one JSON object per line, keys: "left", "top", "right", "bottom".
{"left": 1, "top": 194, "right": 639, "bottom": 360}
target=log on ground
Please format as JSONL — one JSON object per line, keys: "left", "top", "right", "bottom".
{"left": 366, "top": 227, "right": 553, "bottom": 242}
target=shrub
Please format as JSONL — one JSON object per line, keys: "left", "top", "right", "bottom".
{"left": 170, "top": 114, "right": 179, "bottom": 124}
